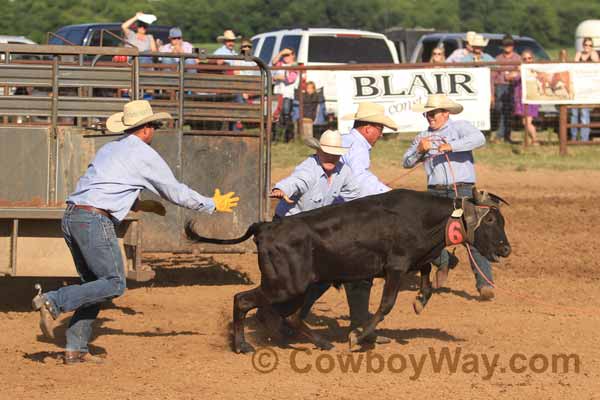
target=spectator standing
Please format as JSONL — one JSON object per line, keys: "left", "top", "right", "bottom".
{"left": 236, "top": 38, "right": 259, "bottom": 76}
{"left": 429, "top": 46, "right": 446, "bottom": 63}
{"left": 213, "top": 30, "right": 240, "bottom": 65}
{"left": 459, "top": 34, "right": 494, "bottom": 62}
{"left": 571, "top": 37, "right": 598, "bottom": 141}
{"left": 493, "top": 34, "right": 521, "bottom": 143}
{"left": 513, "top": 49, "right": 539, "bottom": 145}
{"left": 159, "top": 27, "right": 196, "bottom": 68}
{"left": 446, "top": 31, "right": 476, "bottom": 63}
{"left": 122, "top": 12, "right": 157, "bottom": 65}
{"left": 273, "top": 48, "right": 299, "bottom": 142}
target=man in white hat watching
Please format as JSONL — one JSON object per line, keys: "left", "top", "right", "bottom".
{"left": 459, "top": 34, "right": 494, "bottom": 62}
{"left": 446, "top": 31, "right": 476, "bottom": 63}
{"left": 32, "top": 100, "right": 239, "bottom": 364}
{"left": 403, "top": 94, "right": 494, "bottom": 301}
{"left": 214, "top": 29, "right": 240, "bottom": 65}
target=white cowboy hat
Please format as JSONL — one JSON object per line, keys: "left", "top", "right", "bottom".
{"left": 411, "top": 94, "right": 464, "bottom": 115}
{"left": 467, "top": 34, "right": 489, "bottom": 48}
{"left": 136, "top": 13, "right": 157, "bottom": 25}
{"left": 465, "top": 31, "right": 476, "bottom": 43}
{"left": 340, "top": 102, "right": 398, "bottom": 130}
{"left": 304, "top": 130, "right": 349, "bottom": 156}
{"left": 217, "top": 30, "right": 241, "bottom": 42}
{"left": 106, "top": 100, "right": 172, "bottom": 133}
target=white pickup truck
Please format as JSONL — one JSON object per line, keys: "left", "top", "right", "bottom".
{"left": 251, "top": 28, "right": 399, "bottom": 115}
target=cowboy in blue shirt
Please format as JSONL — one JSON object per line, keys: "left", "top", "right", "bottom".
{"left": 291, "top": 103, "right": 398, "bottom": 345}
{"left": 403, "top": 94, "right": 494, "bottom": 302}
{"left": 32, "top": 100, "right": 239, "bottom": 364}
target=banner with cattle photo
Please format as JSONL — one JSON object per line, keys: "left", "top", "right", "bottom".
{"left": 335, "top": 68, "right": 491, "bottom": 133}
{"left": 521, "top": 63, "right": 600, "bottom": 104}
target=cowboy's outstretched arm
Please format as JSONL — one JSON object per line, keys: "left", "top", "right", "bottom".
{"left": 344, "top": 149, "right": 390, "bottom": 195}
{"left": 138, "top": 150, "right": 216, "bottom": 213}
{"left": 272, "top": 159, "right": 315, "bottom": 199}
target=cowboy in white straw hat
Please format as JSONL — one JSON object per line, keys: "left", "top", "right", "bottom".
{"left": 447, "top": 31, "right": 477, "bottom": 62}
{"left": 403, "top": 94, "right": 495, "bottom": 303}
{"left": 259, "top": 130, "right": 360, "bottom": 343}
{"left": 460, "top": 34, "right": 494, "bottom": 62}
{"left": 32, "top": 100, "right": 240, "bottom": 364}
{"left": 214, "top": 29, "right": 240, "bottom": 65}
{"left": 300, "top": 101, "right": 396, "bottom": 345}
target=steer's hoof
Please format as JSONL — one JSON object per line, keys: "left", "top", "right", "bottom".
{"left": 348, "top": 329, "right": 363, "bottom": 352}
{"left": 315, "top": 338, "right": 334, "bottom": 351}
{"left": 413, "top": 298, "right": 425, "bottom": 315}
{"left": 413, "top": 288, "right": 433, "bottom": 315}
{"left": 235, "top": 341, "right": 255, "bottom": 354}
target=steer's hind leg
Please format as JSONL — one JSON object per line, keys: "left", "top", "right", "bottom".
{"left": 413, "top": 264, "right": 433, "bottom": 315}
{"left": 349, "top": 270, "right": 403, "bottom": 351}
{"left": 287, "top": 306, "right": 334, "bottom": 351}
{"left": 233, "top": 287, "right": 267, "bottom": 354}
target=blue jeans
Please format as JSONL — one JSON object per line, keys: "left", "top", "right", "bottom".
{"left": 428, "top": 185, "right": 494, "bottom": 290}
{"left": 45, "top": 205, "right": 126, "bottom": 353}
{"left": 570, "top": 108, "right": 590, "bottom": 141}
{"left": 495, "top": 84, "right": 514, "bottom": 141}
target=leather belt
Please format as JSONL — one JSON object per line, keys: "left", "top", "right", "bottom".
{"left": 428, "top": 182, "right": 474, "bottom": 190}
{"left": 72, "top": 204, "right": 112, "bottom": 219}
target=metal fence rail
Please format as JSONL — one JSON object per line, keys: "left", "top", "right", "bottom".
{"left": 0, "top": 44, "right": 272, "bottom": 278}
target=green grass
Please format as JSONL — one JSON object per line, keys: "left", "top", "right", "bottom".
{"left": 271, "top": 131, "right": 600, "bottom": 172}
{"left": 545, "top": 47, "right": 575, "bottom": 60}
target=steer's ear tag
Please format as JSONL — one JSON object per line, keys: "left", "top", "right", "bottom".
{"left": 451, "top": 208, "right": 464, "bottom": 218}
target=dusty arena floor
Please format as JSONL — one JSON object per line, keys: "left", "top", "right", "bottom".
{"left": 1, "top": 165, "right": 599, "bottom": 399}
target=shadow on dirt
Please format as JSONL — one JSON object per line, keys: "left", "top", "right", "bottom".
{"left": 23, "top": 344, "right": 107, "bottom": 364}
{"left": 0, "top": 254, "right": 252, "bottom": 312}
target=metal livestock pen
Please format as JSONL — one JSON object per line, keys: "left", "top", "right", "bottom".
{"left": 0, "top": 44, "right": 271, "bottom": 280}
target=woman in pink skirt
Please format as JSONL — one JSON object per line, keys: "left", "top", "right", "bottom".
{"left": 513, "top": 49, "right": 540, "bottom": 145}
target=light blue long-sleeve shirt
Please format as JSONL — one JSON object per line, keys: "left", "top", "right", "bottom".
{"left": 403, "top": 119, "right": 486, "bottom": 186}
{"left": 274, "top": 155, "right": 360, "bottom": 217}
{"left": 67, "top": 135, "right": 215, "bottom": 221}
{"left": 341, "top": 129, "right": 390, "bottom": 197}
{"left": 213, "top": 45, "right": 237, "bottom": 65}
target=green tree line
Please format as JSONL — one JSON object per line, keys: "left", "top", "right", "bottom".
{"left": 0, "top": 0, "right": 595, "bottom": 48}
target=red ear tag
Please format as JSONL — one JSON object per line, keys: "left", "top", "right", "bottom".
{"left": 447, "top": 220, "right": 464, "bottom": 245}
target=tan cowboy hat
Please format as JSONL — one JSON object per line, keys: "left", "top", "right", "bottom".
{"left": 217, "top": 30, "right": 241, "bottom": 42}
{"left": 106, "top": 100, "right": 172, "bottom": 133}
{"left": 341, "top": 102, "right": 398, "bottom": 130}
{"left": 465, "top": 31, "right": 477, "bottom": 43}
{"left": 304, "top": 130, "right": 349, "bottom": 156}
{"left": 411, "top": 94, "right": 464, "bottom": 115}
{"left": 467, "top": 34, "right": 489, "bottom": 48}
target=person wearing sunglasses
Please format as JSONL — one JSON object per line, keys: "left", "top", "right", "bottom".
{"left": 429, "top": 46, "right": 446, "bottom": 63}
{"left": 159, "top": 27, "right": 196, "bottom": 67}
{"left": 32, "top": 100, "right": 240, "bottom": 364}
{"left": 122, "top": 12, "right": 158, "bottom": 65}
{"left": 571, "top": 37, "right": 599, "bottom": 141}
{"left": 403, "top": 94, "right": 493, "bottom": 303}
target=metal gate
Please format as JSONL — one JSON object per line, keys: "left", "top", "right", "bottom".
{"left": 0, "top": 44, "right": 271, "bottom": 278}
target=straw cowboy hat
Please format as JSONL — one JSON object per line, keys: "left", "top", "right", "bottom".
{"left": 341, "top": 102, "right": 398, "bottom": 130}
{"left": 465, "top": 31, "right": 476, "bottom": 43}
{"left": 106, "top": 100, "right": 172, "bottom": 133}
{"left": 304, "top": 130, "right": 349, "bottom": 156}
{"left": 217, "top": 30, "right": 241, "bottom": 42}
{"left": 411, "top": 94, "right": 464, "bottom": 115}
{"left": 467, "top": 34, "right": 489, "bottom": 48}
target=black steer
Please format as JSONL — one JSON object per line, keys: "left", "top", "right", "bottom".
{"left": 185, "top": 187, "right": 511, "bottom": 353}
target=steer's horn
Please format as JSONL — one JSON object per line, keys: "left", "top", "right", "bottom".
{"left": 472, "top": 186, "right": 483, "bottom": 202}
{"left": 488, "top": 192, "right": 510, "bottom": 206}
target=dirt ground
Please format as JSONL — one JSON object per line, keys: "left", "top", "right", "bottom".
{"left": 1, "top": 165, "right": 600, "bottom": 399}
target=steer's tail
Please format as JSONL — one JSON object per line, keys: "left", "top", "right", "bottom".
{"left": 184, "top": 220, "right": 260, "bottom": 245}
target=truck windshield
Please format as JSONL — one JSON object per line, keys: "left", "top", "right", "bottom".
{"left": 308, "top": 36, "right": 394, "bottom": 63}
{"left": 485, "top": 39, "right": 550, "bottom": 60}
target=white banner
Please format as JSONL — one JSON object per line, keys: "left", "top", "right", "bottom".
{"left": 336, "top": 68, "right": 491, "bottom": 133}
{"left": 521, "top": 63, "right": 600, "bottom": 105}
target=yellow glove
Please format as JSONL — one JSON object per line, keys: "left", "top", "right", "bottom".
{"left": 135, "top": 200, "right": 167, "bottom": 216}
{"left": 212, "top": 189, "right": 240, "bottom": 213}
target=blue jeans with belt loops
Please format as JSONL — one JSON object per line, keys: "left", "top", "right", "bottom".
{"left": 44, "top": 205, "right": 126, "bottom": 353}
{"left": 428, "top": 184, "right": 494, "bottom": 290}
